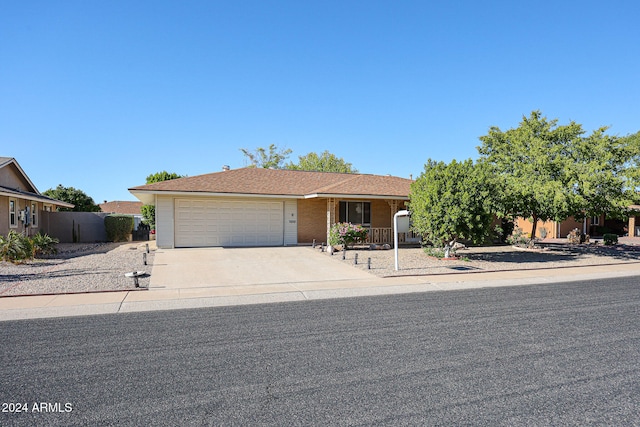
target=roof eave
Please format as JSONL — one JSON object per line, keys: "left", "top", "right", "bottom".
{"left": 0, "top": 189, "right": 75, "bottom": 208}
{"left": 129, "top": 189, "right": 304, "bottom": 204}
{"left": 305, "top": 193, "right": 409, "bottom": 200}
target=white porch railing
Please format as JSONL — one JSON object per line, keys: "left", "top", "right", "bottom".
{"left": 365, "top": 227, "right": 420, "bottom": 245}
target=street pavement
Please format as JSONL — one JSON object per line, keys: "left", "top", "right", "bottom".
{"left": 1, "top": 276, "right": 640, "bottom": 426}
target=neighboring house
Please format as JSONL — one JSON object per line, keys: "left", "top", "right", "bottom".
{"left": 515, "top": 213, "right": 630, "bottom": 239}
{"left": 129, "top": 167, "right": 413, "bottom": 248}
{"left": 99, "top": 200, "right": 144, "bottom": 230}
{"left": 0, "top": 157, "right": 74, "bottom": 236}
{"left": 628, "top": 205, "right": 640, "bottom": 237}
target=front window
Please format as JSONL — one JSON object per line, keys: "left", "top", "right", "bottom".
{"left": 9, "top": 199, "right": 17, "bottom": 227}
{"left": 591, "top": 216, "right": 600, "bottom": 226}
{"left": 31, "top": 202, "right": 37, "bottom": 227}
{"left": 339, "top": 201, "right": 371, "bottom": 226}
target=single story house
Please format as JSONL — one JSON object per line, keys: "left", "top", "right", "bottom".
{"left": 129, "top": 167, "right": 413, "bottom": 248}
{"left": 515, "top": 213, "right": 632, "bottom": 239}
{"left": 0, "top": 157, "right": 74, "bottom": 236}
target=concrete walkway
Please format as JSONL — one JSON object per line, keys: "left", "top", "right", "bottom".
{"left": 2, "top": 248, "right": 640, "bottom": 322}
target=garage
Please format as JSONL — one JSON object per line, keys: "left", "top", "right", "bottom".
{"left": 174, "top": 198, "right": 285, "bottom": 247}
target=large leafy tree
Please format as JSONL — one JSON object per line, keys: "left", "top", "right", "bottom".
{"left": 145, "top": 171, "right": 183, "bottom": 183}
{"left": 240, "top": 144, "right": 292, "bottom": 169}
{"left": 43, "top": 185, "right": 100, "bottom": 212}
{"left": 286, "top": 150, "right": 358, "bottom": 173}
{"left": 570, "top": 128, "right": 640, "bottom": 220}
{"left": 409, "top": 159, "right": 494, "bottom": 258}
{"left": 477, "top": 110, "right": 638, "bottom": 239}
{"left": 141, "top": 171, "right": 183, "bottom": 229}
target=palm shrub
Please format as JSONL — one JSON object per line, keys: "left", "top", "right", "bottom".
{"left": 0, "top": 231, "right": 31, "bottom": 263}
{"left": 31, "top": 232, "right": 59, "bottom": 257}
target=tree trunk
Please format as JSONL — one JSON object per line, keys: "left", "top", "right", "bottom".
{"left": 529, "top": 214, "right": 538, "bottom": 247}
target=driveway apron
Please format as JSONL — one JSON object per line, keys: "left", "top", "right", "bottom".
{"left": 149, "top": 247, "right": 374, "bottom": 289}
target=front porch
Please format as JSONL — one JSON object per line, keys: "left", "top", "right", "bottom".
{"left": 366, "top": 227, "right": 420, "bottom": 245}
{"left": 324, "top": 197, "right": 415, "bottom": 246}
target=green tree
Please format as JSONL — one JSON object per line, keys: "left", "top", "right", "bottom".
{"left": 570, "top": 128, "right": 640, "bottom": 220}
{"left": 145, "top": 171, "right": 183, "bottom": 183}
{"left": 240, "top": 144, "right": 292, "bottom": 169}
{"left": 141, "top": 171, "right": 183, "bottom": 229}
{"left": 478, "top": 110, "right": 639, "bottom": 239}
{"left": 286, "top": 150, "right": 358, "bottom": 173}
{"left": 42, "top": 185, "right": 100, "bottom": 212}
{"left": 409, "top": 159, "right": 494, "bottom": 258}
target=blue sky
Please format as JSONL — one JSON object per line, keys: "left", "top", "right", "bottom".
{"left": 2, "top": 1, "right": 639, "bottom": 203}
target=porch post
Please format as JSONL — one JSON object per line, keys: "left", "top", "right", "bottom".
{"left": 387, "top": 200, "right": 398, "bottom": 214}
{"left": 630, "top": 216, "right": 636, "bottom": 237}
{"left": 326, "top": 198, "right": 336, "bottom": 244}
{"left": 387, "top": 200, "right": 398, "bottom": 244}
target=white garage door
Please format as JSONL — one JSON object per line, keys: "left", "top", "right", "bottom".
{"left": 174, "top": 199, "right": 284, "bottom": 247}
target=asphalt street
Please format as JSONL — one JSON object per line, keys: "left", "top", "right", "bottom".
{"left": 2, "top": 277, "right": 640, "bottom": 426}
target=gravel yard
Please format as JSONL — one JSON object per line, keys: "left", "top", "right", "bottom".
{"left": 2, "top": 239, "right": 640, "bottom": 297}
{"left": 319, "top": 241, "right": 640, "bottom": 277}
{"left": 0, "top": 242, "right": 154, "bottom": 297}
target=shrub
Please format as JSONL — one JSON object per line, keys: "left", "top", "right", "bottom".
{"left": 329, "top": 222, "right": 369, "bottom": 247}
{"left": 141, "top": 204, "right": 155, "bottom": 230}
{"left": 104, "top": 215, "right": 134, "bottom": 242}
{"left": 0, "top": 231, "right": 32, "bottom": 263}
{"left": 603, "top": 233, "right": 618, "bottom": 245}
{"left": 506, "top": 227, "right": 531, "bottom": 247}
{"left": 31, "top": 233, "right": 59, "bottom": 257}
{"left": 423, "top": 246, "right": 446, "bottom": 258}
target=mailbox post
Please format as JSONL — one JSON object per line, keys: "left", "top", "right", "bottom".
{"left": 394, "top": 210, "right": 410, "bottom": 271}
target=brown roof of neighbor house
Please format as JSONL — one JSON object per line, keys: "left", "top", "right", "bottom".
{"left": 129, "top": 168, "right": 413, "bottom": 202}
{"left": 99, "top": 200, "right": 143, "bottom": 215}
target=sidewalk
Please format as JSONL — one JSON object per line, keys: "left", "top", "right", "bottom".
{"left": 2, "top": 261, "right": 639, "bottom": 321}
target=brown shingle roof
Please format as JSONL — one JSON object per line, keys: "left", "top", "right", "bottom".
{"left": 129, "top": 168, "right": 412, "bottom": 198}
{"left": 99, "top": 201, "right": 143, "bottom": 214}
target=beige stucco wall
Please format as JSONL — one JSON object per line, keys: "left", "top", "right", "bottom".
{"left": 558, "top": 216, "right": 584, "bottom": 237}
{"left": 0, "top": 163, "right": 33, "bottom": 191}
{"left": 514, "top": 217, "right": 558, "bottom": 239}
{"left": 0, "top": 196, "right": 43, "bottom": 236}
{"left": 0, "top": 195, "right": 8, "bottom": 235}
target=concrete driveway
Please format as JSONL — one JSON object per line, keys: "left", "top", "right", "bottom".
{"left": 149, "top": 246, "right": 375, "bottom": 290}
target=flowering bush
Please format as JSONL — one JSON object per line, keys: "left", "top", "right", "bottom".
{"left": 329, "top": 222, "right": 369, "bottom": 247}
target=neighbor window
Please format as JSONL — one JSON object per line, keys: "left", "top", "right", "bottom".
{"left": 9, "top": 199, "right": 17, "bottom": 228}
{"left": 31, "top": 202, "right": 37, "bottom": 227}
{"left": 339, "top": 201, "right": 371, "bottom": 225}
{"left": 591, "top": 216, "right": 600, "bottom": 226}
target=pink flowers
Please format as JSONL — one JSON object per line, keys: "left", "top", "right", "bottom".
{"left": 329, "top": 222, "right": 369, "bottom": 247}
